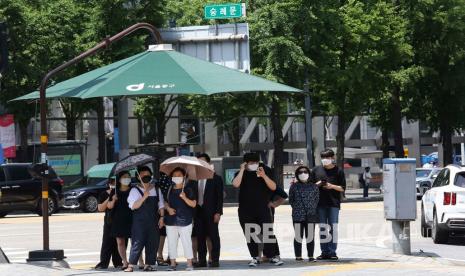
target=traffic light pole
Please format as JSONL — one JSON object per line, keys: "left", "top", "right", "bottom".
{"left": 27, "top": 22, "right": 162, "bottom": 263}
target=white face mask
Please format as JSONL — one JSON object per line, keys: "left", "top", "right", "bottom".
{"left": 298, "top": 173, "right": 309, "bottom": 182}
{"left": 120, "top": 178, "right": 131, "bottom": 186}
{"left": 321, "top": 158, "right": 333, "bottom": 166}
{"left": 247, "top": 163, "right": 259, "bottom": 171}
{"left": 109, "top": 185, "right": 116, "bottom": 189}
{"left": 172, "top": 177, "right": 184, "bottom": 185}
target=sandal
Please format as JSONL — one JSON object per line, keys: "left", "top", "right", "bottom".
{"left": 157, "top": 257, "right": 168, "bottom": 266}
{"left": 123, "top": 266, "right": 134, "bottom": 272}
{"left": 143, "top": 265, "right": 156, "bottom": 271}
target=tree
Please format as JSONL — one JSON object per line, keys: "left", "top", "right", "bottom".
{"left": 362, "top": 1, "right": 415, "bottom": 158}
{"left": 306, "top": 0, "right": 411, "bottom": 167}
{"left": 402, "top": 0, "right": 465, "bottom": 165}
{"left": 133, "top": 95, "right": 178, "bottom": 144}
{"left": 186, "top": 94, "right": 259, "bottom": 155}
{"left": 0, "top": 1, "right": 49, "bottom": 161}
{"left": 248, "top": 1, "right": 312, "bottom": 185}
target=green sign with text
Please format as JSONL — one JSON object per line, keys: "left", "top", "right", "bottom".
{"left": 204, "top": 3, "right": 245, "bottom": 19}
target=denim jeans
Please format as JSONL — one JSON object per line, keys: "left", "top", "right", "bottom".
{"left": 317, "top": 207, "right": 339, "bottom": 256}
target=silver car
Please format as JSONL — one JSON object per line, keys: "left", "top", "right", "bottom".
{"left": 416, "top": 168, "right": 441, "bottom": 198}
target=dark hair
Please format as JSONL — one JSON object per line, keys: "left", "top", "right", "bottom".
{"left": 117, "top": 170, "right": 130, "bottom": 179}
{"left": 243, "top": 152, "right": 260, "bottom": 163}
{"left": 170, "top": 167, "right": 187, "bottom": 177}
{"left": 197, "top": 153, "right": 211, "bottom": 163}
{"left": 295, "top": 166, "right": 311, "bottom": 179}
{"left": 137, "top": 165, "right": 152, "bottom": 175}
{"left": 320, "top": 148, "right": 335, "bottom": 158}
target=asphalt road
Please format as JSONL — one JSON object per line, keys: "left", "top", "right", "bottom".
{"left": 0, "top": 201, "right": 463, "bottom": 270}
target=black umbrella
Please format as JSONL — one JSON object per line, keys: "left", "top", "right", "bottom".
{"left": 110, "top": 153, "right": 155, "bottom": 177}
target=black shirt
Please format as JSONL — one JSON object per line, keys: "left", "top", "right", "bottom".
{"left": 98, "top": 189, "right": 115, "bottom": 224}
{"left": 237, "top": 165, "right": 275, "bottom": 214}
{"left": 312, "top": 165, "right": 346, "bottom": 209}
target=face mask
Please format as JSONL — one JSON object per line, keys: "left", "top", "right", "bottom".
{"left": 298, "top": 173, "right": 309, "bottom": 182}
{"left": 109, "top": 185, "right": 116, "bottom": 189}
{"left": 172, "top": 177, "right": 184, "bottom": 185}
{"left": 209, "top": 164, "right": 215, "bottom": 171}
{"left": 120, "top": 178, "right": 131, "bottom": 186}
{"left": 247, "top": 164, "right": 259, "bottom": 171}
{"left": 321, "top": 158, "right": 332, "bottom": 166}
{"left": 141, "top": 175, "right": 152, "bottom": 184}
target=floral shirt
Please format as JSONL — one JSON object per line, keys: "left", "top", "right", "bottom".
{"left": 289, "top": 181, "right": 320, "bottom": 222}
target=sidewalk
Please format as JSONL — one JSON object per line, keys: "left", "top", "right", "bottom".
{"left": 1, "top": 241, "right": 463, "bottom": 276}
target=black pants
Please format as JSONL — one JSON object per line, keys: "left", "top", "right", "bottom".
{"left": 129, "top": 222, "right": 159, "bottom": 265}
{"left": 293, "top": 221, "right": 315, "bottom": 258}
{"left": 195, "top": 207, "right": 221, "bottom": 263}
{"left": 363, "top": 183, "right": 369, "bottom": 198}
{"left": 238, "top": 208, "right": 277, "bottom": 258}
{"left": 264, "top": 208, "right": 280, "bottom": 257}
{"left": 96, "top": 222, "right": 123, "bottom": 268}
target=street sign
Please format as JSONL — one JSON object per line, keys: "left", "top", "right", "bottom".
{"left": 204, "top": 3, "right": 246, "bottom": 19}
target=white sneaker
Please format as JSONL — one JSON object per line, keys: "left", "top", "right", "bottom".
{"left": 270, "top": 256, "right": 284, "bottom": 266}
{"left": 185, "top": 265, "right": 194, "bottom": 271}
{"left": 248, "top": 257, "right": 260, "bottom": 267}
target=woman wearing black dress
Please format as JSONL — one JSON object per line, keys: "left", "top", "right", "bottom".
{"left": 110, "top": 171, "right": 133, "bottom": 269}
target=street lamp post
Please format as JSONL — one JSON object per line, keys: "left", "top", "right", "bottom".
{"left": 303, "top": 35, "right": 313, "bottom": 168}
{"left": 304, "top": 82, "right": 313, "bottom": 168}
{"left": 27, "top": 22, "right": 162, "bottom": 262}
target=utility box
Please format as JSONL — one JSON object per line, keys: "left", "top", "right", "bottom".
{"left": 383, "top": 158, "right": 417, "bottom": 221}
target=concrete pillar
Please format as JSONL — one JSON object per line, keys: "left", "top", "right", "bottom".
{"left": 406, "top": 121, "right": 421, "bottom": 167}
{"left": 85, "top": 111, "right": 99, "bottom": 172}
{"left": 391, "top": 221, "right": 411, "bottom": 255}
{"left": 204, "top": 121, "right": 218, "bottom": 157}
{"left": 117, "top": 98, "right": 130, "bottom": 159}
{"left": 312, "top": 116, "right": 325, "bottom": 166}
{"left": 165, "top": 101, "right": 179, "bottom": 144}
{"left": 127, "top": 99, "right": 138, "bottom": 148}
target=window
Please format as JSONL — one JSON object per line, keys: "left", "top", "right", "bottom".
{"left": 443, "top": 169, "right": 450, "bottom": 186}
{"left": 455, "top": 173, "right": 465, "bottom": 188}
{"left": 432, "top": 169, "right": 445, "bottom": 188}
{"left": 416, "top": 169, "right": 432, "bottom": 178}
{"left": 7, "top": 166, "right": 31, "bottom": 181}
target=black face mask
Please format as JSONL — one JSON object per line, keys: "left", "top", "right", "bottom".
{"left": 141, "top": 175, "right": 152, "bottom": 184}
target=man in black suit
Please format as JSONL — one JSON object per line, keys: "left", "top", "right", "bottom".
{"left": 194, "top": 153, "right": 224, "bottom": 268}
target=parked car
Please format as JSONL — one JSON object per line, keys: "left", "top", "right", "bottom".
{"left": 0, "top": 163, "right": 64, "bottom": 217}
{"left": 63, "top": 163, "right": 114, "bottom": 213}
{"left": 416, "top": 168, "right": 441, "bottom": 198}
{"left": 421, "top": 165, "right": 465, "bottom": 244}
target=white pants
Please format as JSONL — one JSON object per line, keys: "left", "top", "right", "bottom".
{"left": 166, "top": 224, "right": 193, "bottom": 260}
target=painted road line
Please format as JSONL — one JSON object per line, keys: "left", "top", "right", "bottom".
{"left": 64, "top": 252, "right": 100, "bottom": 257}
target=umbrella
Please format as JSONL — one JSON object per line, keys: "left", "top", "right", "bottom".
{"left": 12, "top": 44, "right": 301, "bottom": 101}
{"left": 160, "top": 155, "right": 213, "bottom": 181}
{"left": 110, "top": 153, "right": 155, "bottom": 177}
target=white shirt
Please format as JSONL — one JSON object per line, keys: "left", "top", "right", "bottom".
{"left": 127, "top": 186, "right": 165, "bottom": 210}
{"left": 198, "top": 179, "right": 207, "bottom": 206}
{"left": 363, "top": 172, "right": 372, "bottom": 183}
